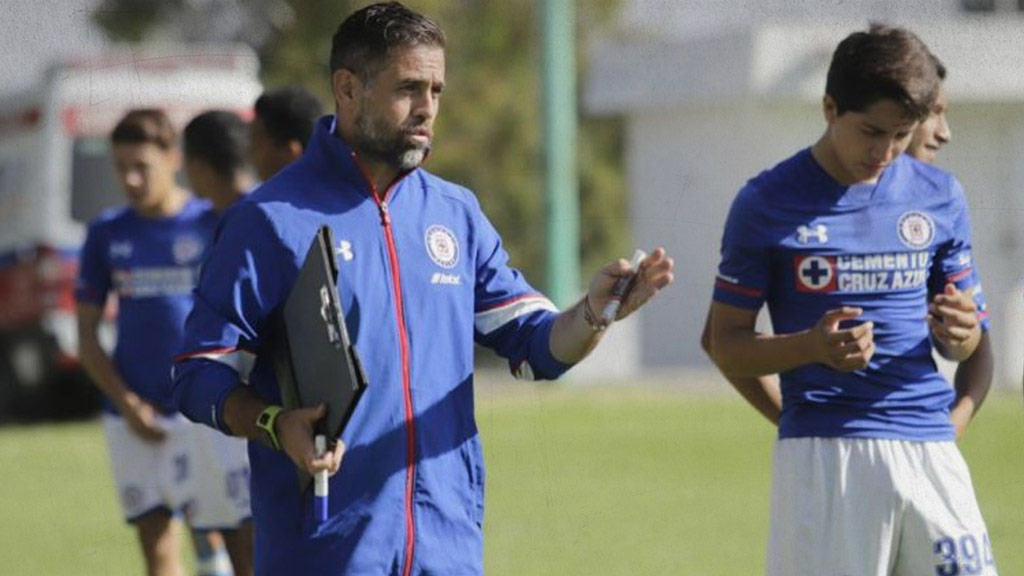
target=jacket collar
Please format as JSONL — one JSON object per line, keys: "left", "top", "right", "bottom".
{"left": 308, "top": 115, "right": 422, "bottom": 202}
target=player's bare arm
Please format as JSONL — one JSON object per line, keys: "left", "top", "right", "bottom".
{"left": 950, "top": 333, "right": 994, "bottom": 439}
{"left": 929, "top": 283, "right": 993, "bottom": 438}
{"left": 549, "top": 247, "right": 674, "bottom": 364}
{"left": 700, "top": 309, "right": 781, "bottom": 425}
{"left": 76, "top": 303, "right": 165, "bottom": 441}
{"left": 928, "top": 283, "right": 982, "bottom": 362}
{"left": 707, "top": 302, "right": 875, "bottom": 378}
{"left": 221, "top": 387, "right": 344, "bottom": 477}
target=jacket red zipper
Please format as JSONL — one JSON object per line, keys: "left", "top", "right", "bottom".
{"left": 354, "top": 152, "right": 417, "bottom": 576}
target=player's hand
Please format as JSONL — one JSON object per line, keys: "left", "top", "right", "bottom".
{"left": 928, "top": 283, "right": 980, "bottom": 350}
{"left": 950, "top": 407, "right": 970, "bottom": 441}
{"left": 587, "top": 247, "right": 674, "bottom": 324}
{"left": 120, "top": 394, "right": 166, "bottom": 442}
{"left": 811, "top": 307, "right": 875, "bottom": 372}
{"left": 277, "top": 403, "right": 345, "bottom": 477}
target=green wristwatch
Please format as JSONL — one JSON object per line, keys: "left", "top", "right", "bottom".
{"left": 255, "top": 405, "right": 283, "bottom": 451}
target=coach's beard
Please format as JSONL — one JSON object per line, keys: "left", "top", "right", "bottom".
{"left": 355, "top": 115, "right": 430, "bottom": 172}
{"left": 394, "top": 144, "right": 428, "bottom": 171}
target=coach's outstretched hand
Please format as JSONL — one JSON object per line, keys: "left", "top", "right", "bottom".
{"left": 277, "top": 404, "right": 345, "bottom": 477}
{"left": 811, "top": 307, "right": 875, "bottom": 372}
{"left": 549, "top": 247, "right": 674, "bottom": 365}
{"left": 587, "top": 247, "right": 675, "bottom": 323}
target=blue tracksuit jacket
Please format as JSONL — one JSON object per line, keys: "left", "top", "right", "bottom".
{"left": 173, "top": 116, "right": 570, "bottom": 575}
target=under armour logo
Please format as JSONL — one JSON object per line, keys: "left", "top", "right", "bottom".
{"left": 797, "top": 224, "right": 828, "bottom": 244}
{"left": 335, "top": 240, "right": 354, "bottom": 261}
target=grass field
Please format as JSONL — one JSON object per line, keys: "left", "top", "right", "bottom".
{"left": 1, "top": 380, "right": 1021, "bottom": 575}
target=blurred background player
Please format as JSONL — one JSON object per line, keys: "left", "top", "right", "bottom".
{"left": 248, "top": 86, "right": 323, "bottom": 182}
{"left": 75, "top": 109, "right": 251, "bottom": 576}
{"left": 901, "top": 44, "right": 995, "bottom": 441}
{"left": 905, "top": 51, "right": 951, "bottom": 165}
{"left": 184, "top": 110, "right": 256, "bottom": 213}
{"left": 705, "top": 26, "right": 997, "bottom": 575}
{"left": 180, "top": 109, "right": 257, "bottom": 576}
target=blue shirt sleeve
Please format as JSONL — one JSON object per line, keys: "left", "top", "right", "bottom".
{"left": 75, "top": 220, "right": 111, "bottom": 307}
{"left": 470, "top": 202, "right": 570, "bottom": 380}
{"left": 713, "top": 185, "right": 770, "bottom": 310}
{"left": 172, "top": 201, "right": 295, "bottom": 431}
{"left": 928, "top": 178, "right": 990, "bottom": 332}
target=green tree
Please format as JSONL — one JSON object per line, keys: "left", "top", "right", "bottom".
{"left": 93, "top": 0, "right": 627, "bottom": 291}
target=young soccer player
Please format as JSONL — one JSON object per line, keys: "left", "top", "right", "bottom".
{"left": 906, "top": 52, "right": 952, "bottom": 165}
{"left": 248, "top": 86, "right": 323, "bottom": 182}
{"left": 903, "top": 49, "right": 995, "bottom": 441}
{"left": 184, "top": 110, "right": 255, "bottom": 212}
{"left": 704, "top": 26, "right": 996, "bottom": 576}
{"left": 76, "top": 109, "right": 251, "bottom": 576}
{"left": 180, "top": 109, "right": 257, "bottom": 576}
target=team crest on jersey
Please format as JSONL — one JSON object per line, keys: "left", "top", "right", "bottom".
{"left": 425, "top": 225, "right": 459, "bottom": 269}
{"left": 172, "top": 234, "right": 204, "bottom": 264}
{"left": 896, "top": 211, "right": 934, "bottom": 249}
{"left": 794, "top": 255, "right": 837, "bottom": 292}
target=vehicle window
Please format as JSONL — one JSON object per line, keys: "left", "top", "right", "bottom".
{"left": 0, "top": 157, "right": 30, "bottom": 248}
{"left": 70, "top": 138, "right": 123, "bottom": 223}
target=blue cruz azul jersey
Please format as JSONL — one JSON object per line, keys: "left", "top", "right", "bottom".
{"left": 714, "top": 149, "right": 989, "bottom": 441}
{"left": 173, "top": 117, "right": 568, "bottom": 575}
{"left": 76, "top": 197, "right": 217, "bottom": 414}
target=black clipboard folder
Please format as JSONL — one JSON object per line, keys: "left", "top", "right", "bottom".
{"left": 272, "top": 225, "right": 368, "bottom": 491}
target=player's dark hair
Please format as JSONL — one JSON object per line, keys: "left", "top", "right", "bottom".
{"left": 930, "top": 52, "right": 947, "bottom": 81}
{"left": 826, "top": 24, "right": 939, "bottom": 121}
{"left": 183, "top": 110, "right": 248, "bottom": 180}
{"left": 111, "top": 109, "right": 176, "bottom": 150}
{"left": 254, "top": 86, "right": 324, "bottom": 149}
{"left": 329, "top": 1, "right": 446, "bottom": 82}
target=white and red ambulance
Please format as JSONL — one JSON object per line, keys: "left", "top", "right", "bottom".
{"left": 0, "top": 44, "right": 262, "bottom": 420}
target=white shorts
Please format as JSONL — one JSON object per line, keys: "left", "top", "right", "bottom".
{"left": 103, "top": 413, "right": 251, "bottom": 529}
{"left": 767, "top": 437, "right": 997, "bottom": 576}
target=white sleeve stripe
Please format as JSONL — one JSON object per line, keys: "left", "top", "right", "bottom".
{"left": 474, "top": 295, "right": 558, "bottom": 335}
{"left": 192, "top": 349, "right": 257, "bottom": 384}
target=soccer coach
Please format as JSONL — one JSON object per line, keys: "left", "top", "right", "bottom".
{"left": 172, "top": 2, "right": 674, "bottom": 574}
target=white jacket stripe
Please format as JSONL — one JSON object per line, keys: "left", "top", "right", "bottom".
{"left": 474, "top": 295, "right": 558, "bottom": 336}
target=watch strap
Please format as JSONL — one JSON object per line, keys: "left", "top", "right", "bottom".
{"left": 255, "top": 405, "right": 283, "bottom": 451}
